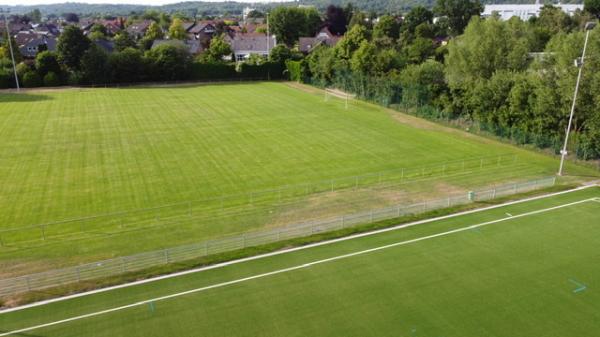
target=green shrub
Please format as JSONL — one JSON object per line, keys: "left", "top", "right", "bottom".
{"left": 0, "top": 68, "right": 10, "bottom": 88}
{"left": 43, "top": 71, "right": 61, "bottom": 87}
{"left": 190, "top": 62, "right": 237, "bottom": 80}
{"left": 22, "top": 71, "right": 42, "bottom": 87}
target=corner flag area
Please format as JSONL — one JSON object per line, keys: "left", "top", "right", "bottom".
{"left": 1, "top": 187, "right": 599, "bottom": 337}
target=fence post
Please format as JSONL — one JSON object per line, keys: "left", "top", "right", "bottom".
{"left": 121, "top": 257, "right": 126, "bottom": 273}
{"left": 370, "top": 210, "right": 373, "bottom": 223}
{"left": 492, "top": 188, "right": 497, "bottom": 199}
{"left": 26, "top": 276, "right": 31, "bottom": 291}
{"left": 341, "top": 216, "right": 345, "bottom": 228}
{"left": 164, "top": 250, "right": 170, "bottom": 264}
{"left": 41, "top": 225, "right": 46, "bottom": 241}
{"left": 76, "top": 267, "right": 81, "bottom": 282}
{"left": 331, "top": 180, "right": 334, "bottom": 192}
{"left": 447, "top": 197, "right": 451, "bottom": 207}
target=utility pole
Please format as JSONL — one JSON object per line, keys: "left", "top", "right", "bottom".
{"left": 557, "top": 22, "right": 596, "bottom": 176}
{"left": 1, "top": 8, "right": 20, "bottom": 91}
{"left": 266, "top": 12, "right": 270, "bottom": 55}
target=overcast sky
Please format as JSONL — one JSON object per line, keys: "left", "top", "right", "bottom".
{"left": 1, "top": 0, "right": 291, "bottom": 6}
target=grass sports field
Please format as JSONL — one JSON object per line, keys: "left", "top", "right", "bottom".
{"left": 1, "top": 187, "right": 599, "bottom": 336}
{"left": 0, "top": 82, "right": 597, "bottom": 277}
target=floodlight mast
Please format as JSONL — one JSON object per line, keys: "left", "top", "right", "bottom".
{"left": 1, "top": 8, "right": 20, "bottom": 91}
{"left": 557, "top": 21, "right": 596, "bottom": 176}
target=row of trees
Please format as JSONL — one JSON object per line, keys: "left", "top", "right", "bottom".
{"left": 0, "top": 21, "right": 293, "bottom": 88}
{"left": 294, "top": 1, "right": 600, "bottom": 160}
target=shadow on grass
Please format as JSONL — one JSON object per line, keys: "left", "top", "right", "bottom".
{"left": 0, "top": 93, "right": 53, "bottom": 103}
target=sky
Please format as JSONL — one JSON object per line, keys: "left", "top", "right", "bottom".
{"left": 1, "top": 0, "right": 291, "bottom": 5}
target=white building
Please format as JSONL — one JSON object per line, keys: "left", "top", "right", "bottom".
{"left": 483, "top": 3, "right": 583, "bottom": 21}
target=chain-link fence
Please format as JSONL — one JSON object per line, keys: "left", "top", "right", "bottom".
{"left": 0, "top": 154, "right": 517, "bottom": 248}
{"left": 0, "top": 176, "right": 555, "bottom": 298}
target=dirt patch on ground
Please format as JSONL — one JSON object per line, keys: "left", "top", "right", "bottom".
{"left": 284, "top": 81, "right": 324, "bottom": 95}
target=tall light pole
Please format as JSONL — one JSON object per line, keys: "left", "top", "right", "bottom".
{"left": 558, "top": 21, "right": 596, "bottom": 176}
{"left": 1, "top": 8, "right": 19, "bottom": 91}
{"left": 266, "top": 12, "right": 270, "bottom": 56}
{"left": 1, "top": 8, "right": 20, "bottom": 91}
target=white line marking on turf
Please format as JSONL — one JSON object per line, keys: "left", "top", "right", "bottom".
{"left": 1, "top": 185, "right": 597, "bottom": 315}
{"left": 0, "top": 197, "right": 595, "bottom": 337}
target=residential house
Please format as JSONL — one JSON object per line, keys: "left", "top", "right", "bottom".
{"left": 18, "top": 34, "right": 57, "bottom": 58}
{"left": 32, "top": 23, "right": 60, "bottom": 36}
{"left": 189, "top": 21, "right": 217, "bottom": 40}
{"left": 299, "top": 27, "right": 342, "bottom": 54}
{"left": 78, "top": 19, "right": 95, "bottom": 32}
{"left": 126, "top": 20, "right": 152, "bottom": 39}
{"left": 102, "top": 19, "right": 123, "bottom": 35}
{"left": 230, "top": 33, "right": 276, "bottom": 62}
{"left": 94, "top": 39, "right": 115, "bottom": 53}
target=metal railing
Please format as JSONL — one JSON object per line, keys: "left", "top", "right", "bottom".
{"left": 0, "top": 176, "right": 555, "bottom": 298}
{"left": 0, "top": 154, "right": 518, "bottom": 247}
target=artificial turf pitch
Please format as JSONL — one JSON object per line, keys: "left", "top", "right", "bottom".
{"left": 1, "top": 187, "right": 599, "bottom": 337}
{"left": 1, "top": 82, "right": 596, "bottom": 276}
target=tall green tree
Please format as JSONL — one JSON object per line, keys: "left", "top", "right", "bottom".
{"left": 333, "top": 24, "right": 369, "bottom": 60}
{"left": 57, "top": 25, "right": 91, "bottom": 70}
{"left": 168, "top": 18, "right": 187, "bottom": 40}
{"left": 373, "top": 15, "right": 400, "bottom": 40}
{"left": 35, "top": 51, "right": 61, "bottom": 77}
{"left": 145, "top": 44, "right": 191, "bottom": 80}
{"left": 114, "top": 31, "right": 137, "bottom": 51}
{"left": 200, "top": 34, "right": 232, "bottom": 63}
{"left": 585, "top": 0, "right": 600, "bottom": 18}
{"left": 434, "top": 0, "right": 483, "bottom": 35}
{"left": 109, "top": 47, "right": 145, "bottom": 83}
{"left": 403, "top": 6, "right": 433, "bottom": 34}
{"left": 270, "top": 7, "right": 322, "bottom": 46}
{"left": 445, "top": 16, "right": 530, "bottom": 90}
{"left": 80, "top": 44, "right": 110, "bottom": 84}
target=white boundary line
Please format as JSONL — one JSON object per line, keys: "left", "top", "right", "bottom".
{"left": 0, "top": 184, "right": 597, "bottom": 315}
{"left": 1, "top": 197, "right": 598, "bottom": 336}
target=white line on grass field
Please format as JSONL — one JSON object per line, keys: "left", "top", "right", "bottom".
{"left": 1, "top": 197, "right": 597, "bottom": 337}
{"left": 0, "top": 185, "right": 597, "bottom": 316}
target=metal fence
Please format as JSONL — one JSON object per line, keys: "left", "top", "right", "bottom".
{"left": 0, "top": 176, "right": 555, "bottom": 298}
{"left": 0, "top": 154, "right": 518, "bottom": 247}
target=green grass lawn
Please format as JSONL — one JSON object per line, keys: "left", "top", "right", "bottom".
{"left": 0, "top": 82, "right": 596, "bottom": 276}
{"left": 1, "top": 187, "right": 599, "bottom": 337}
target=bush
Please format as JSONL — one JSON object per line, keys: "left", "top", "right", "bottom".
{"left": 22, "top": 71, "right": 42, "bottom": 87}
{"left": 0, "top": 68, "right": 10, "bottom": 88}
{"left": 237, "top": 62, "right": 284, "bottom": 80}
{"left": 67, "top": 71, "right": 84, "bottom": 85}
{"left": 190, "top": 62, "right": 237, "bottom": 80}
{"left": 285, "top": 60, "right": 306, "bottom": 82}
{"left": 43, "top": 71, "right": 61, "bottom": 87}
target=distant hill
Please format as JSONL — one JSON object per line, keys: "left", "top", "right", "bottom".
{"left": 7, "top": 0, "right": 583, "bottom": 17}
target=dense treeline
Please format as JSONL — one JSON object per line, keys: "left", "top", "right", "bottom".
{"left": 8, "top": 1, "right": 585, "bottom": 18}
{"left": 0, "top": 21, "right": 286, "bottom": 88}
{"left": 290, "top": 2, "right": 600, "bottom": 160}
